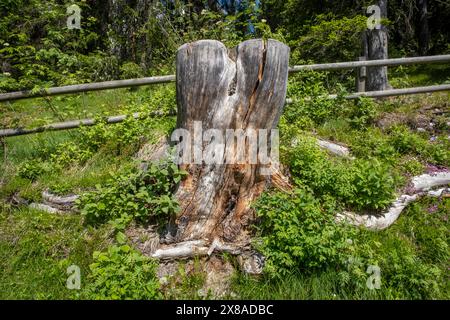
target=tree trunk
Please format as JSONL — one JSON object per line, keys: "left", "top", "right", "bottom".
{"left": 366, "top": 0, "right": 390, "bottom": 91}
{"left": 158, "top": 39, "right": 290, "bottom": 257}
{"left": 417, "top": 0, "right": 429, "bottom": 56}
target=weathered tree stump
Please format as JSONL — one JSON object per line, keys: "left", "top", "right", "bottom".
{"left": 154, "top": 39, "right": 290, "bottom": 260}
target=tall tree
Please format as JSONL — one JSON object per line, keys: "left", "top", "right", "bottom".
{"left": 417, "top": 0, "right": 429, "bottom": 56}
{"left": 365, "top": 0, "right": 390, "bottom": 91}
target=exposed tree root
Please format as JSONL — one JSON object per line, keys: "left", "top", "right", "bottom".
{"left": 42, "top": 189, "right": 79, "bottom": 210}
{"left": 316, "top": 139, "right": 354, "bottom": 159}
{"left": 29, "top": 202, "right": 65, "bottom": 214}
{"left": 152, "top": 239, "right": 246, "bottom": 260}
{"left": 151, "top": 238, "right": 264, "bottom": 274}
{"left": 336, "top": 172, "right": 450, "bottom": 230}
{"left": 310, "top": 137, "right": 450, "bottom": 230}
{"left": 13, "top": 189, "right": 79, "bottom": 214}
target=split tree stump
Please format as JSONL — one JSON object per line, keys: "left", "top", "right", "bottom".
{"left": 154, "top": 39, "right": 290, "bottom": 260}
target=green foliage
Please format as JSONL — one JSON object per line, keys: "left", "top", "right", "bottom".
{"left": 240, "top": 196, "right": 449, "bottom": 299}
{"left": 254, "top": 188, "right": 355, "bottom": 277}
{"left": 76, "top": 163, "right": 186, "bottom": 227}
{"left": 284, "top": 71, "right": 346, "bottom": 127}
{"left": 388, "top": 125, "right": 449, "bottom": 165}
{"left": 348, "top": 98, "right": 378, "bottom": 130}
{"left": 285, "top": 136, "right": 396, "bottom": 211}
{"left": 50, "top": 142, "right": 93, "bottom": 168}
{"left": 398, "top": 157, "right": 425, "bottom": 176}
{"left": 292, "top": 15, "right": 367, "bottom": 63}
{"left": 349, "top": 159, "right": 396, "bottom": 210}
{"left": 350, "top": 128, "right": 398, "bottom": 162}
{"left": 120, "top": 62, "right": 144, "bottom": 79}
{"left": 17, "top": 159, "right": 49, "bottom": 180}
{"left": 82, "top": 244, "right": 161, "bottom": 300}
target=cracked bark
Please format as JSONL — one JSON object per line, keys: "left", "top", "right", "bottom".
{"left": 158, "top": 39, "right": 290, "bottom": 258}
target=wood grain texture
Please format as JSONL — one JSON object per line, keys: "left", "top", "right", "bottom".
{"left": 170, "top": 39, "right": 290, "bottom": 247}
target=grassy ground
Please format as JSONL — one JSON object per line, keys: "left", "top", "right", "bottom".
{"left": 0, "top": 70, "right": 448, "bottom": 299}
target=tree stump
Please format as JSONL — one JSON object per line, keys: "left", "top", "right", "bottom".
{"left": 154, "top": 39, "right": 290, "bottom": 260}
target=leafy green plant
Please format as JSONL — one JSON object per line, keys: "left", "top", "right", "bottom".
{"left": 82, "top": 244, "right": 161, "bottom": 300}
{"left": 284, "top": 136, "right": 396, "bottom": 211}
{"left": 17, "top": 159, "right": 49, "bottom": 180}
{"left": 50, "top": 142, "right": 93, "bottom": 168}
{"left": 349, "top": 159, "right": 396, "bottom": 211}
{"left": 348, "top": 97, "right": 378, "bottom": 130}
{"left": 285, "top": 71, "right": 346, "bottom": 126}
{"left": 76, "top": 162, "right": 187, "bottom": 226}
{"left": 254, "top": 188, "right": 355, "bottom": 277}
{"left": 120, "top": 62, "right": 144, "bottom": 79}
{"left": 388, "top": 125, "right": 449, "bottom": 165}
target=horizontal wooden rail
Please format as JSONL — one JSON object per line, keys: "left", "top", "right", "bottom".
{"left": 289, "top": 54, "right": 450, "bottom": 72}
{"left": 0, "top": 110, "right": 173, "bottom": 138}
{"left": 0, "top": 75, "right": 176, "bottom": 102}
{"left": 333, "top": 83, "right": 450, "bottom": 99}
{"left": 2, "top": 84, "right": 449, "bottom": 138}
{"left": 0, "top": 55, "right": 449, "bottom": 102}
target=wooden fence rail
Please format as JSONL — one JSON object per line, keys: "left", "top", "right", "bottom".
{"left": 0, "top": 54, "right": 449, "bottom": 102}
{"left": 2, "top": 83, "right": 450, "bottom": 138}
{"left": 288, "top": 54, "right": 450, "bottom": 72}
{"left": 1, "top": 54, "right": 449, "bottom": 138}
{"left": 0, "top": 75, "right": 176, "bottom": 102}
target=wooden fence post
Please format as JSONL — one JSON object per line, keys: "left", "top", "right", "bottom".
{"left": 356, "top": 56, "right": 367, "bottom": 92}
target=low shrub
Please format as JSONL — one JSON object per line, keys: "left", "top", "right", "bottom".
{"left": 17, "top": 159, "right": 50, "bottom": 180}
{"left": 76, "top": 162, "right": 187, "bottom": 227}
{"left": 82, "top": 244, "right": 161, "bottom": 300}
{"left": 254, "top": 188, "right": 355, "bottom": 277}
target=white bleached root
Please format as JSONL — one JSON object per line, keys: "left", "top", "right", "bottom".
{"left": 29, "top": 202, "right": 65, "bottom": 214}
{"left": 152, "top": 239, "right": 244, "bottom": 260}
{"left": 151, "top": 239, "right": 263, "bottom": 274}
{"left": 27, "top": 189, "right": 79, "bottom": 214}
{"left": 336, "top": 172, "right": 450, "bottom": 230}
{"left": 411, "top": 172, "right": 450, "bottom": 191}
{"left": 292, "top": 137, "right": 353, "bottom": 159}
{"left": 316, "top": 139, "right": 353, "bottom": 159}
{"left": 42, "top": 189, "right": 79, "bottom": 208}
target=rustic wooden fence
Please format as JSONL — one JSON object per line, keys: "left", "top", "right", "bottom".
{"left": 1, "top": 54, "right": 449, "bottom": 138}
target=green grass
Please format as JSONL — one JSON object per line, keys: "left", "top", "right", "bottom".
{"left": 390, "top": 64, "right": 450, "bottom": 88}
{"left": 0, "top": 84, "right": 176, "bottom": 129}
{"left": 0, "top": 206, "right": 112, "bottom": 299}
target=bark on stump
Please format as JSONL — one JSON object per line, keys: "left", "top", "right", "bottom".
{"left": 157, "top": 39, "right": 290, "bottom": 259}
{"left": 365, "top": 0, "right": 390, "bottom": 91}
